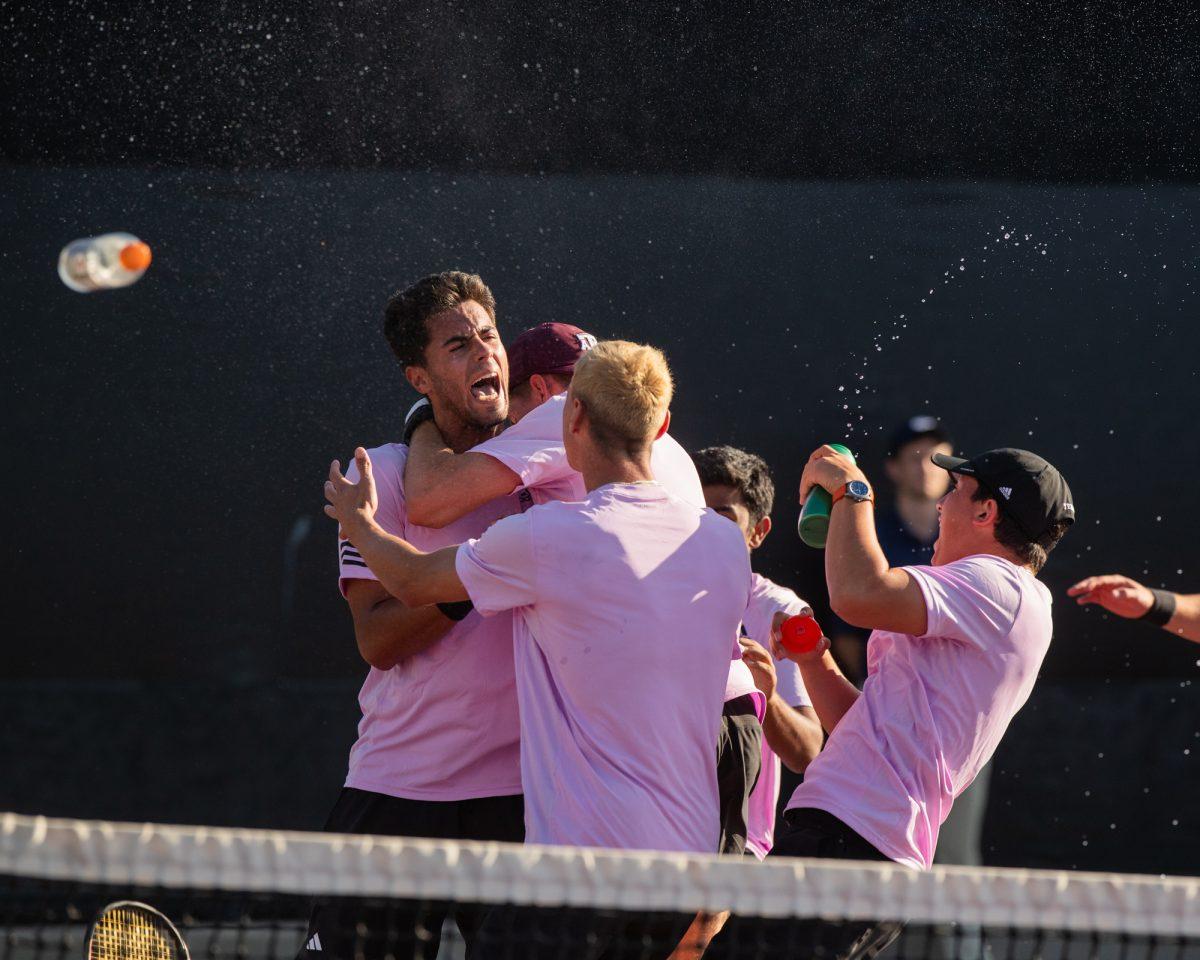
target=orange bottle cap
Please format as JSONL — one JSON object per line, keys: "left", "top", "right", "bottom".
{"left": 119, "top": 241, "right": 152, "bottom": 271}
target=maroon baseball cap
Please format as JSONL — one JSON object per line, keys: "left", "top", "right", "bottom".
{"left": 507, "top": 322, "right": 597, "bottom": 388}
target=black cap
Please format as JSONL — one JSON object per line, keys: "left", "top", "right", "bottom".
{"left": 887, "top": 415, "right": 952, "bottom": 458}
{"left": 931, "top": 448, "right": 1076, "bottom": 547}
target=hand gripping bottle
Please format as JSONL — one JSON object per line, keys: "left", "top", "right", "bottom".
{"left": 797, "top": 443, "right": 855, "bottom": 548}
{"left": 780, "top": 614, "right": 823, "bottom": 655}
{"left": 58, "top": 233, "right": 152, "bottom": 292}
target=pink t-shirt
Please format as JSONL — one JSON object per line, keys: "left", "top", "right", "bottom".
{"left": 471, "top": 392, "right": 706, "bottom": 508}
{"left": 456, "top": 482, "right": 753, "bottom": 853}
{"left": 473, "top": 393, "right": 758, "bottom": 708}
{"left": 337, "top": 443, "right": 523, "bottom": 802}
{"left": 787, "top": 555, "right": 1053, "bottom": 869}
{"left": 742, "top": 574, "right": 812, "bottom": 860}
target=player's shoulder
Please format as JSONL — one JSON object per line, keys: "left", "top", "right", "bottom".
{"left": 924, "top": 554, "right": 1030, "bottom": 606}
{"left": 352, "top": 441, "right": 410, "bottom": 470}
{"left": 944, "top": 553, "right": 1021, "bottom": 582}
{"left": 524, "top": 393, "right": 567, "bottom": 431}
{"left": 346, "top": 442, "right": 408, "bottom": 508}
{"left": 750, "top": 571, "right": 803, "bottom": 607}
{"left": 358, "top": 442, "right": 407, "bottom": 478}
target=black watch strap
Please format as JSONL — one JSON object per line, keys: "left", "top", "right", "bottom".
{"left": 402, "top": 399, "right": 436, "bottom": 445}
{"left": 1141, "top": 589, "right": 1177, "bottom": 628}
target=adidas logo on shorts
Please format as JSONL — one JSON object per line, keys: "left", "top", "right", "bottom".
{"left": 305, "top": 933, "right": 323, "bottom": 952}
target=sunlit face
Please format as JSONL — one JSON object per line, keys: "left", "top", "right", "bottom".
{"left": 410, "top": 301, "right": 508, "bottom": 430}
{"left": 931, "top": 471, "right": 981, "bottom": 565}
{"left": 887, "top": 438, "right": 954, "bottom": 501}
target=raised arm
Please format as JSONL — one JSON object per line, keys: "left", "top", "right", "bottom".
{"left": 403, "top": 420, "right": 522, "bottom": 528}
{"left": 326, "top": 449, "right": 469, "bottom": 607}
{"left": 801, "top": 446, "right": 928, "bottom": 636}
{"left": 1068, "top": 574, "right": 1200, "bottom": 644}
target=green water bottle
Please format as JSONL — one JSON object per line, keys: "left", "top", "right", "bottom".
{"left": 797, "top": 443, "right": 856, "bottom": 548}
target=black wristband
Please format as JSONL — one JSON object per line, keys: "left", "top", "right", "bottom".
{"left": 1141, "top": 589, "right": 1177, "bottom": 628}
{"left": 437, "top": 600, "right": 474, "bottom": 622}
{"left": 402, "top": 400, "right": 436, "bottom": 445}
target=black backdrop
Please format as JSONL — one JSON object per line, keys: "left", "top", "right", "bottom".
{"left": 4, "top": 1, "right": 1200, "bottom": 181}
{"left": 2, "top": 168, "right": 1197, "bottom": 873}
{"left": 2, "top": 0, "right": 1199, "bottom": 876}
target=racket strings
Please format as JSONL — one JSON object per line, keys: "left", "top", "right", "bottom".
{"left": 89, "top": 905, "right": 181, "bottom": 960}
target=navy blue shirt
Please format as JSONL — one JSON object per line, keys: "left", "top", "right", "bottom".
{"left": 828, "top": 507, "right": 935, "bottom": 644}
{"left": 873, "top": 507, "right": 936, "bottom": 567}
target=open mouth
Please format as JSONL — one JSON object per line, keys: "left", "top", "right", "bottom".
{"left": 470, "top": 373, "right": 501, "bottom": 402}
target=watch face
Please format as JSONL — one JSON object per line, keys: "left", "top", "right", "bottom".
{"left": 847, "top": 480, "right": 872, "bottom": 500}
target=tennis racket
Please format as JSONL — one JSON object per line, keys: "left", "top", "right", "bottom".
{"left": 86, "top": 901, "right": 190, "bottom": 960}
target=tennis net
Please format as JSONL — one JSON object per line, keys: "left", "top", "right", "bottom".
{"left": 2, "top": 812, "right": 1198, "bottom": 960}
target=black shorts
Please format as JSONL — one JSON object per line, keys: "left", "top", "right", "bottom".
{"left": 711, "top": 808, "right": 902, "bottom": 959}
{"left": 716, "top": 694, "right": 763, "bottom": 855}
{"left": 474, "top": 904, "right": 694, "bottom": 960}
{"left": 296, "top": 787, "right": 524, "bottom": 960}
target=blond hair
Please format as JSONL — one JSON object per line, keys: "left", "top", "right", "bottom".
{"left": 570, "top": 340, "right": 673, "bottom": 453}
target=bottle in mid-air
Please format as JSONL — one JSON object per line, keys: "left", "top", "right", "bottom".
{"left": 797, "top": 442, "right": 856, "bottom": 548}
{"left": 58, "top": 233, "right": 152, "bottom": 292}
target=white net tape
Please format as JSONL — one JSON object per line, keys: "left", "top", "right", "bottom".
{"left": 3, "top": 813, "right": 1198, "bottom": 937}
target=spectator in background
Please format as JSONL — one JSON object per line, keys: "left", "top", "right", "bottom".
{"left": 1068, "top": 575, "right": 1200, "bottom": 643}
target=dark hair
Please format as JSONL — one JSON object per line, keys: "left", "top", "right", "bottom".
{"left": 970, "top": 485, "right": 1069, "bottom": 575}
{"left": 382, "top": 271, "right": 496, "bottom": 368}
{"left": 693, "top": 446, "right": 775, "bottom": 525}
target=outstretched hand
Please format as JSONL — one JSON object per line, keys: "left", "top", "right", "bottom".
{"left": 1067, "top": 574, "right": 1154, "bottom": 619}
{"left": 324, "top": 447, "right": 379, "bottom": 537}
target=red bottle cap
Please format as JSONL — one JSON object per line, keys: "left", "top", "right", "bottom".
{"left": 781, "top": 615, "right": 822, "bottom": 654}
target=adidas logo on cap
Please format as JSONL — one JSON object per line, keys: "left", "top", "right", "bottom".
{"left": 999, "top": 486, "right": 1013, "bottom": 500}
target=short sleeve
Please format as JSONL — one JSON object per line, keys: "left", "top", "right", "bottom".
{"left": 471, "top": 396, "right": 575, "bottom": 492}
{"left": 338, "top": 447, "right": 407, "bottom": 597}
{"left": 455, "top": 512, "right": 539, "bottom": 615}
{"left": 906, "top": 557, "right": 1021, "bottom": 649}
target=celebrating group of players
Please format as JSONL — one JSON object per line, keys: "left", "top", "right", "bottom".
{"left": 308, "top": 270, "right": 1081, "bottom": 959}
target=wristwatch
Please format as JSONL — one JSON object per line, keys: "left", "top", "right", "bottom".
{"left": 831, "top": 479, "right": 873, "bottom": 506}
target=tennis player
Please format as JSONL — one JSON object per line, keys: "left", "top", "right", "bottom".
{"left": 325, "top": 340, "right": 751, "bottom": 959}
{"left": 669, "top": 446, "right": 827, "bottom": 960}
{"left": 299, "top": 272, "right": 524, "bottom": 960}
{"left": 694, "top": 445, "right": 824, "bottom": 856}
{"left": 404, "top": 322, "right": 769, "bottom": 855}
{"left": 1067, "top": 574, "right": 1200, "bottom": 642}
{"left": 716, "top": 444, "right": 1075, "bottom": 958}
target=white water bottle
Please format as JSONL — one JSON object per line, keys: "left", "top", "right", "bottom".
{"left": 58, "top": 233, "right": 153, "bottom": 292}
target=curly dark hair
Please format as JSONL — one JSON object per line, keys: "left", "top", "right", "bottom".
{"left": 692, "top": 445, "right": 775, "bottom": 526}
{"left": 970, "top": 484, "right": 1069, "bottom": 575}
{"left": 382, "top": 271, "right": 496, "bottom": 368}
